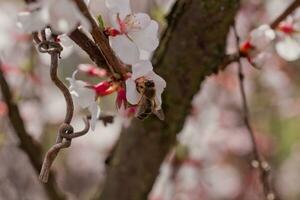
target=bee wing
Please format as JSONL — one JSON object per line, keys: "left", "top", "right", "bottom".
{"left": 134, "top": 96, "right": 149, "bottom": 120}
{"left": 153, "top": 108, "right": 165, "bottom": 120}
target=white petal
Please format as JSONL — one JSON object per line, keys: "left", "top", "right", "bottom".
{"left": 17, "top": 10, "right": 48, "bottom": 33}
{"left": 58, "top": 34, "right": 74, "bottom": 58}
{"left": 48, "top": 0, "right": 84, "bottom": 33}
{"left": 131, "top": 60, "right": 153, "bottom": 80}
{"left": 109, "top": 35, "right": 139, "bottom": 64}
{"left": 250, "top": 24, "right": 275, "bottom": 51}
{"left": 124, "top": 13, "right": 151, "bottom": 32}
{"left": 129, "top": 20, "right": 159, "bottom": 52}
{"left": 125, "top": 78, "right": 141, "bottom": 105}
{"left": 145, "top": 71, "right": 166, "bottom": 109}
{"left": 66, "top": 71, "right": 95, "bottom": 108}
{"left": 276, "top": 37, "right": 300, "bottom": 61}
{"left": 252, "top": 52, "right": 270, "bottom": 68}
{"left": 88, "top": 102, "right": 100, "bottom": 131}
{"left": 105, "top": 0, "right": 131, "bottom": 18}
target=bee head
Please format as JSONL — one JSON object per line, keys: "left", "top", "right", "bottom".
{"left": 145, "top": 80, "right": 155, "bottom": 88}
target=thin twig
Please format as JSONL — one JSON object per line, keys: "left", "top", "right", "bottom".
{"left": 37, "top": 39, "right": 90, "bottom": 182}
{"left": 0, "top": 61, "right": 65, "bottom": 200}
{"left": 232, "top": 25, "right": 275, "bottom": 200}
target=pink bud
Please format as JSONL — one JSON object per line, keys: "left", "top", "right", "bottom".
{"left": 116, "top": 87, "right": 126, "bottom": 109}
{"left": 78, "top": 64, "right": 107, "bottom": 77}
{"left": 104, "top": 27, "right": 121, "bottom": 37}
{"left": 91, "top": 81, "right": 119, "bottom": 97}
{"left": 278, "top": 22, "right": 295, "bottom": 34}
{"left": 240, "top": 40, "right": 254, "bottom": 55}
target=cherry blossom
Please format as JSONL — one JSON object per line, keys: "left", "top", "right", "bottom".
{"left": 275, "top": 18, "right": 300, "bottom": 61}
{"left": 17, "top": 0, "right": 90, "bottom": 34}
{"left": 240, "top": 25, "right": 275, "bottom": 67}
{"left": 66, "top": 71, "right": 100, "bottom": 130}
{"left": 105, "top": 0, "right": 159, "bottom": 65}
{"left": 125, "top": 60, "right": 166, "bottom": 110}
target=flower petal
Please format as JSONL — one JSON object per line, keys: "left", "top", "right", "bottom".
{"left": 276, "top": 37, "right": 300, "bottom": 61}
{"left": 125, "top": 78, "right": 141, "bottom": 105}
{"left": 250, "top": 24, "right": 275, "bottom": 51}
{"left": 131, "top": 60, "right": 153, "bottom": 80}
{"left": 124, "top": 13, "right": 151, "bottom": 32}
{"left": 129, "top": 20, "right": 159, "bottom": 52}
{"left": 66, "top": 71, "right": 95, "bottom": 108}
{"left": 145, "top": 71, "right": 166, "bottom": 109}
{"left": 48, "top": 0, "right": 85, "bottom": 33}
{"left": 109, "top": 35, "right": 139, "bottom": 64}
{"left": 105, "top": 0, "right": 131, "bottom": 18}
{"left": 88, "top": 102, "right": 100, "bottom": 131}
{"left": 17, "top": 10, "right": 48, "bottom": 33}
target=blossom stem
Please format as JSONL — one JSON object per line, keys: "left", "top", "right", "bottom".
{"left": 232, "top": 24, "right": 275, "bottom": 199}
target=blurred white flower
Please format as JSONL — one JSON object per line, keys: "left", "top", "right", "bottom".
{"left": 275, "top": 18, "right": 300, "bottom": 61}
{"left": 66, "top": 71, "right": 100, "bottom": 130}
{"left": 125, "top": 60, "right": 166, "bottom": 109}
{"left": 17, "top": 0, "right": 91, "bottom": 34}
{"left": 105, "top": 0, "right": 159, "bottom": 64}
{"left": 240, "top": 25, "right": 275, "bottom": 67}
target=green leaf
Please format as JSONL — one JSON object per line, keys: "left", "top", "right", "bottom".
{"left": 97, "top": 15, "right": 105, "bottom": 30}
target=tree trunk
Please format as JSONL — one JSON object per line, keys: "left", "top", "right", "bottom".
{"left": 100, "top": 0, "right": 239, "bottom": 199}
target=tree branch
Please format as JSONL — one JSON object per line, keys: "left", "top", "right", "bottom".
{"left": 0, "top": 62, "right": 65, "bottom": 200}
{"left": 99, "top": 1, "right": 240, "bottom": 199}
{"left": 69, "top": 29, "right": 107, "bottom": 69}
{"left": 73, "top": 0, "right": 127, "bottom": 79}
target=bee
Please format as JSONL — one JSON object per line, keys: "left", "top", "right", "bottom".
{"left": 135, "top": 79, "right": 165, "bottom": 120}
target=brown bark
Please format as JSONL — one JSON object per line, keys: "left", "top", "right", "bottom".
{"left": 99, "top": 0, "right": 239, "bottom": 199}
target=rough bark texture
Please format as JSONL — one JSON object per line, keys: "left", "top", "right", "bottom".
{"left": 99, "top": 0, "right": 239, "bottom": 199}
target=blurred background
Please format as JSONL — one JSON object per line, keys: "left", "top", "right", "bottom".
{"left": 1, "top": 0, "right": 300, "bottom": 199}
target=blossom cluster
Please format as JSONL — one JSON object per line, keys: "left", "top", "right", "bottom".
{"left": 240, "top": 15, "right": 300, "bottom": 67}
{"left": 17, "top": 0, "right": 166, "bottom": 130}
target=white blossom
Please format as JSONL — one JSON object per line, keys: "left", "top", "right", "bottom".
{"left": 17, "top": 0, "right": 91, "bottom": 34}
{"left": 105, "top": 0, "right": 159, "bottom": 65}
{"left": 275, "top": 18, "right": 300, "bottom": 61}
{"left": 66, "top": 71, "right": 100, "bottom": 130}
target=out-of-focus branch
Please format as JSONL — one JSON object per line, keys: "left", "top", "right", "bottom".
{"left": 73, "top": 0, "right": 127, "bottom": 80}
{"left": 0, "top": 61, "right": 65, "bottom": 200}
{"left": 232, "top": 25, "right": 275, "bottom": 200}
{"left": 222, "top": 0, "right": 300, "bottom": 69}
